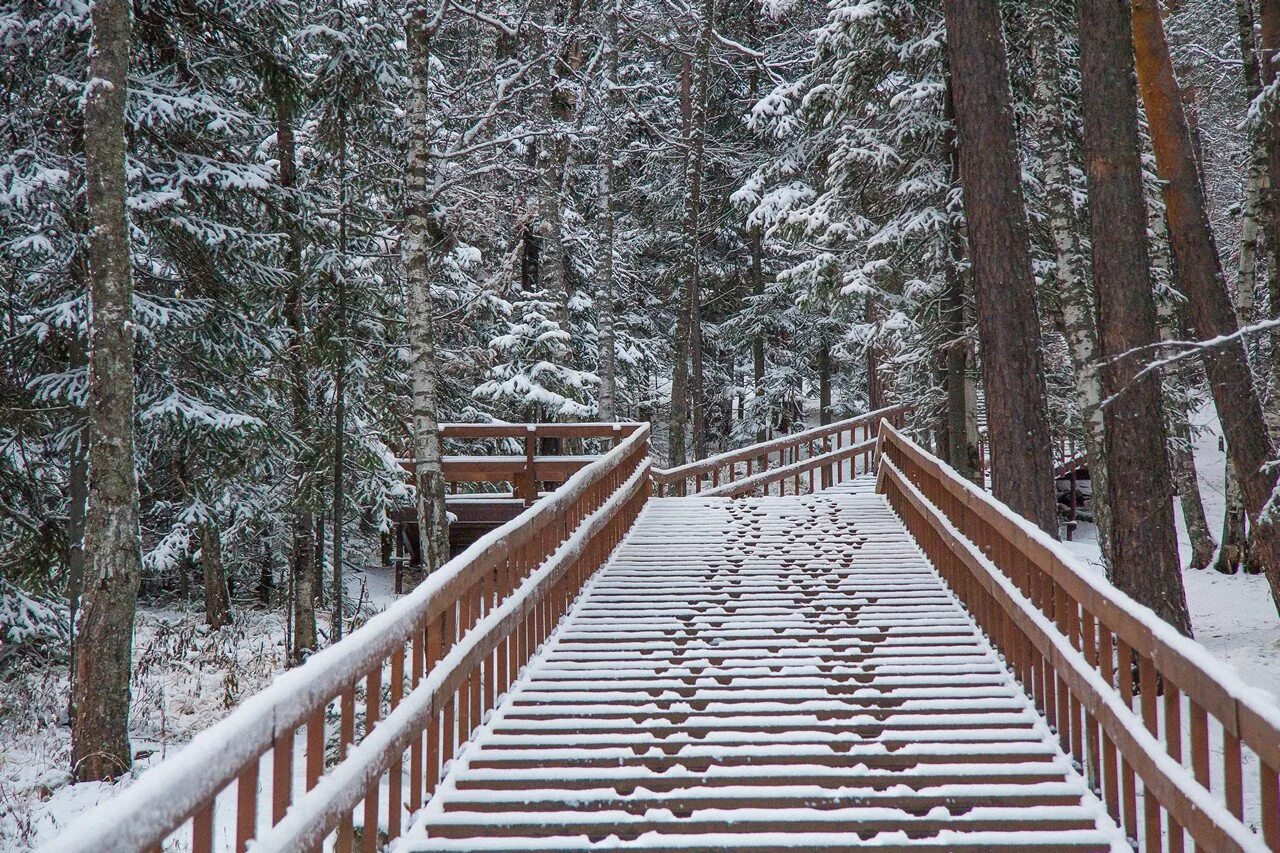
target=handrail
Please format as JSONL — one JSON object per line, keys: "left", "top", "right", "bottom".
{"left": 652, "top": 403, "right": 909, "bottom": 497}
{"left": 438, "top": 421, "right": 643, "bottom": 440}
{"left": 877, "top": 421, "right": 1280, "bottom": 851}
{"left": 253, "top": 460, "right": 651, "bottom": 849}
{"left": 401, "top": 421, "right": 645, "bottom": 501}
{"left": 699, "top": 437, "right": 876, "bottom": 498}
{"left": 44, "top": 424, "right": 652, "bottom": 853}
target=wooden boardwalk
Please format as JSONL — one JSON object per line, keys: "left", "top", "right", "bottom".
{"left": 406, "top": 480, "right": 1126, "bottom": 851}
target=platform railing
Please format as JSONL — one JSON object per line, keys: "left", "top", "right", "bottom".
{"left": 651, "top": 403, "right": 910, "bottom": 497}
{"left": 877, "top": 421, "right": 1280, "bottom": 852}
{"left": 47, "top": 425, "right": 651, "bottom": 853}
{"left": 401, "top": 421, "right": 643, "bottom": 502}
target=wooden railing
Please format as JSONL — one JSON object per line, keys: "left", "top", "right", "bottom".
{"left": 50, "top": 425, "right": 651, "bottom": 853}
{"left": 877, "top": 421, "right": 1280, "bottom": 852}
{"left": 651, "top": 404, "right": 910, "bottom": 497}
{"left": 404, "top": 422, "right": 644, "bottom": 502}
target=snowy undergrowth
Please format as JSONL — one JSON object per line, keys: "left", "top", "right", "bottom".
{"left": 1062, "top": 402, "right": 1280, "bottom": 701}
{"left": 0, "top": 565, "right": 397, "bottom": 851}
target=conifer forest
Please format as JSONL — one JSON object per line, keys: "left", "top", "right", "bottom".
{"left": 4, "top": 0, "right": 1280, "bottom": 847}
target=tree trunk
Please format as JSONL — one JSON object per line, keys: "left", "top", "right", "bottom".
{"left": 200, "top": 523, "right": 232, "bottom": 629}
{"left": 274, "top": 73, "right": 317, "bottom": 664}
{"left": 750, "top": 226, "right": 766, "bottom": 443}
{"left": 1216, "top": 460, "right": 1247, "bottom": 574}
{"left": 680, "top": 2, "right": 713, "bottom": 462}
{"left": 405, "top": 5, "right": 450, "bottom": 576}
{"left": 1133, "top": 0, "right": 1280, "bottom": 611}
{"left": 942, "top": 0, "right": 1060, "bottom": 535}
{"left": 65, "top": 429, "right": 88, "bottom": 677}
{"left": 1167, "top": 409, "right": 1215, "bottom": 570}
{"left": 1077, "top": 0, "right": 1191, "bottom": 635}
{"left": 1257, "top": 0, "right": 1280, "bottom": 330}
{"left": 332, "top": 93, "right": 349, "bottom": 640}
{"left": 71, "top": 0, "right": 144, "bottom": 782}
{"left": 817, "top": 343, "right": 832, "bottom": 425}
{"left": 596, "top": 0, "right": 619, "bottom": 422}
{"left": 942, "top": 75, "right": 978, "bottom": 483}
{"left": 1027, "top": 7, "right": 1114, "bottom": 562}
{"left": 1155, "top": 295, "right": 1217, "bottom": 573}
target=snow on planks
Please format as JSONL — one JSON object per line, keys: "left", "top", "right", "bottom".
{"left": 404, "top": 481, "right": 1127, "bottom": 851}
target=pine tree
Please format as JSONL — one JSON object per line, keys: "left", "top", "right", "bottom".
{"left": 1077, "top": 0, "right": 1192, "bottom": 634}
{"left": 71, "top": 0, "right": 144, "bottom": 782}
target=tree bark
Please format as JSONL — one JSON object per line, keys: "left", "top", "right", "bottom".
{"left": 273, "top": 71, "right": 317, "bottom": 664}
{"left": 817, "top": 343, "right": 832, "bottom": 426}
{"left": 750, "top": 226, "right": 766, "bottom": 443}
{"left": 1132, "top": 0, "right": 1280, "bottom": 611}
{"left": 1257, "top": 0, "right": 1280, "bottom": 323}
{"left": 680, "top": 3, "right": 713, "bottom": 461}
{"left": 65, "top": 429, "right": 88, "bottom": 674}
{"left": 1027, "top": 7, "right": 1114, "bottom": 561}
{"left": 942, "top": 75, "right": 978, "bottom": 483}
{"left": 71, "top": 0, "right": 144, "bottom": 782}
{"left": 596, "top": 0, "right": 619, "bottom": 422}
{"left": 1077, "top": 0, "right": 1191, "bottom": 635}
{"left": 200, "top": 523, "right": 232, "bottom": 629}
{"left": 669, "top": 55, "right": 695, "bottom": 466}
{"left": 942, "top": 1, "right": 1059, "bottom": 535}
{"left": 404, "top": 4, "right": 450, "bottom": 576}
{"left": 1216, "top": 460, "right": 1247, "bottom": 574}
{"left": 1168, "top": 409, "right": 1215, "bottom": 570}
{"left": 331, "top": 90, "right": 349, "bottom": 639}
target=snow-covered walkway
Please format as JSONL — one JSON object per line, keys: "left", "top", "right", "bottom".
{"left": 403, "top": 479, "right": 1127, "bottom": 851}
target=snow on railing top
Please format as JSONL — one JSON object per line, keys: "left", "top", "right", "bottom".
{"left": 652, "top": 403, "right": 909, "bottom": 483}
{"left": 41, "top": 423, "right": 651, "bottom": 853}
{"left": 882, "top": 421, "right": 1280, "bottom": 743}
{"left": 880, "top": 447, "right": 1271, "bottom": 852}
{"left": 248, "top": 458, "right": 652, "bottom": 850}
{"left": 879, "top": 420, "right": 1280, "bottom": 849}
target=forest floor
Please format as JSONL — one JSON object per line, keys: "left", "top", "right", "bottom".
{"left": 0, "top": 561, "right": 397, "bottom": 850}
{"left": 4, "top": 417, "right": 1279, "bottom": 850}
{"left": 1061, "top": 403, "right": 1280, "bottom": 700}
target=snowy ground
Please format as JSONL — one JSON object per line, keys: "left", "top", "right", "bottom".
{"left": 0, "top": 563, "right": 399, "bottom": 851}
{"left": 1061, "top": 403, "right": 1280, "bottom": 701}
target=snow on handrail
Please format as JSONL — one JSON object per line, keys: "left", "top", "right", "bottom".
{"left": 880, "top": 453, "right": 1269, "bottom": 852}
{"left": 651, "top": 403, "right": 909, "bottom": 483}
{"left": 698, "top": 436, "right": 876, "bottom": 497}
{"left": 40, "top": 424, "right": 651, "bottom": 853}
{"left": 880, "top": 421, "right": 1280, "bottom": 752}
{"left": 879, "top": 420, "right": 1280, "bottom": 847}
{"left": 250, "top": 460, "right": 652, "bottom": 850}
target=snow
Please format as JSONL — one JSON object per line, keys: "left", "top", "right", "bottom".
{"left": 20, "top": 430, "right": 651, "bottom": 852}
{"left": 1060, "top": 402, "right": 1280, "bottom": 702}
{"left": 400, "top": 488, "right": 1127, "bottom": 850}
{"left": 883, "top": 456, "right": 1271, "bottom": 852}
{"left": 2, "top": 608, "right": 292, "bottom": 850}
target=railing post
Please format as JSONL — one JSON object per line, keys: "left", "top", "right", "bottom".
{"left": 515, "top": 425, "right": 537, "bottom": 503}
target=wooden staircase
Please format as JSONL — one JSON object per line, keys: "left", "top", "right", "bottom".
{"left": 407, "top": 481, "right": 1126, "bottom": 851}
